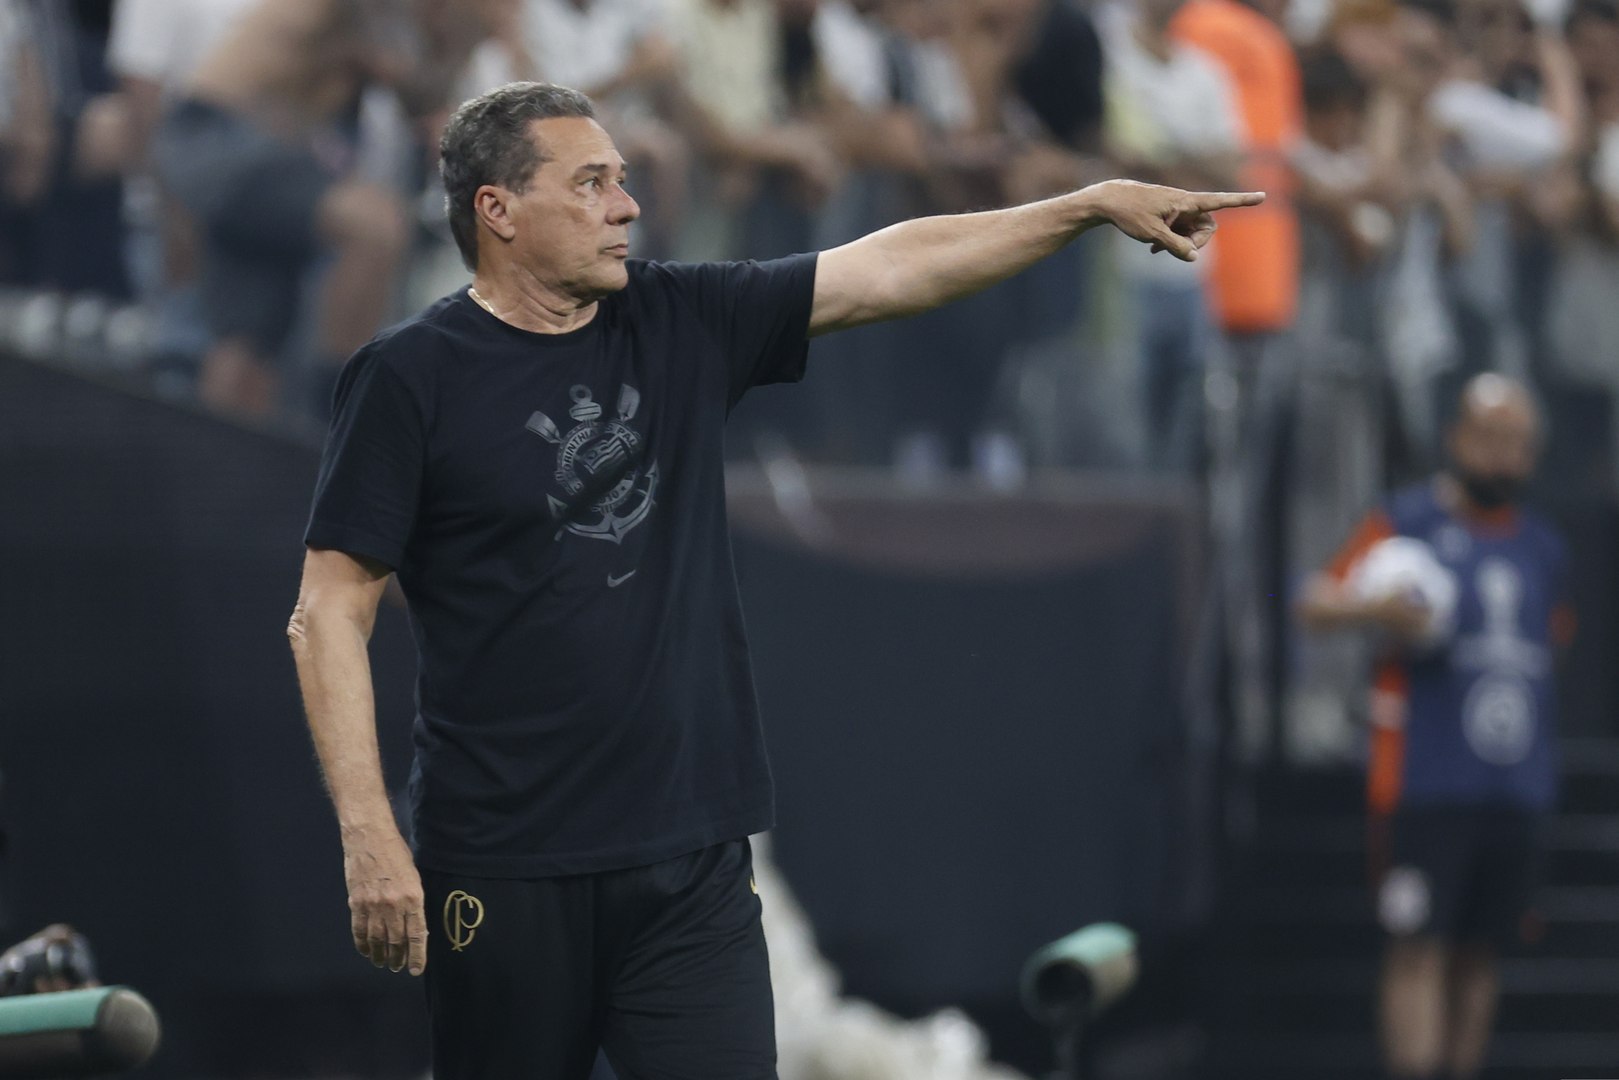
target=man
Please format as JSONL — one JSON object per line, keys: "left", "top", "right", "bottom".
{"left": 287, "top": 80, "right": 1260, "bottom": 1078}
{"left": 153, "top": 0, "right": 506, "bottom": 418}
{"left": 1298, "top": 374, "right": 1571, "bottom": 1080}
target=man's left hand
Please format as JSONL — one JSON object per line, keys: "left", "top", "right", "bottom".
{"left": 1094, "top": 179, "right": 1266, "bottom": 262}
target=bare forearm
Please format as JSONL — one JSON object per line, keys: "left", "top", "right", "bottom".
{"left": 1535, "top": 30, "right": 1584, "bottom": 153}
{"left": 1297, "top": 574, "right": 1377, "bottom": 634}
{"left": 812, "top": 181, "right": 1261, "bottom": 333}
{"left": 840, "top": 189, "right": 1104, "bottom": 321}
{"left": 289, "top": 605, "right": 396, "bottom": 840}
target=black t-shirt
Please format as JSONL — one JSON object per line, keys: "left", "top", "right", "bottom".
{"left": 304, "top": 254, "right": 818, "bottom": 877}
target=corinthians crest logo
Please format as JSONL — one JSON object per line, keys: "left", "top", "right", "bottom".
{"left": 526, "top": 383, "right": 658, "bottom": 543}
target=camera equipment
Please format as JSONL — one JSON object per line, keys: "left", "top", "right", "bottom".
{"left": 0, "top": 931, "right": 97, "bottom": 999}
{"left": 1020, "top": 923, "right": 1139, "bottom": 1080}
{"left": 0, "top": 986, "right": 161, "bottom": 1077}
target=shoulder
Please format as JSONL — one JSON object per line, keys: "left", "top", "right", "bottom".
{"left": 344, "top": 295, "right": 466, "bottom": 388}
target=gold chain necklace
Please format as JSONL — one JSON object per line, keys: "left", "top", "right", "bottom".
{"left": 468, "top": 286, "right": 496, "bottom": 315}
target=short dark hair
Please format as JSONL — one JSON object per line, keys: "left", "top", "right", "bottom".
{"left": 439, "top": 82, "right": 597, "bottom": 271}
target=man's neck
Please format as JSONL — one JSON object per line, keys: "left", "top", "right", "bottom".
{"left": 471, "top": 265, "right": 600, "bottom": 334}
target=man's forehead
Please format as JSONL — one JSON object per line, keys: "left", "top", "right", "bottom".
{"left": 530, "top": 116, "right": 624, "bottom": 169}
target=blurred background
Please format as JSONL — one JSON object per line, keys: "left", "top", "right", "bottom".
{"left": 1, "top": 0, "right": 1617, "bottom": 1076}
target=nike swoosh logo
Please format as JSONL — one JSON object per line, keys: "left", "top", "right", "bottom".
{"left": 606, "top": 570, "right": 637, "bottom": 588}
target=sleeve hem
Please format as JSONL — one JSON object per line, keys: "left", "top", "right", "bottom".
{"left": 303, "top": 522, "right": 407, "bottom": 572}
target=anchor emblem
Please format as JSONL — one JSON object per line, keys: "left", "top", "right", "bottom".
{"left": 526, "top": 384, "right": 658, "bottom": 544}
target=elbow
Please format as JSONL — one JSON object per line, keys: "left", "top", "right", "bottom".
{"left": 287, "top": 597, "right": 311, "bottom": 653}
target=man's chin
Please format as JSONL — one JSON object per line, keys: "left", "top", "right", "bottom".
{"left": 593, "top": 262, "right": 631, "bottom": 295}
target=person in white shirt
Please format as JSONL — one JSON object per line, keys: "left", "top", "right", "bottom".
{"left": 1410, "top": 0, "right": 1584, "bottom": 380}
{"left": 1099, "top": 0, "right": 1243, "bottom": 469}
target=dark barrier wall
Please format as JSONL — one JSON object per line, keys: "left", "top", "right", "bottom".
{"left": 0, "top": 358, "right": 427, "bottom": 1075}
{"left": 726, "top": 479, "right": 1203, "bottom": 1015}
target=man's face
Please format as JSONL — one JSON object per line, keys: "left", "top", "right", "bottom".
{"left": 502, "top": 117, "right": 640, "bottom": 299}
{"left": 1447, "top": 396, "right": 1540, "bottom": 508}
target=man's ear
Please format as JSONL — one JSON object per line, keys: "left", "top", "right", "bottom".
{"left": 475, "top": 185, "right": 518, "bottom": 243}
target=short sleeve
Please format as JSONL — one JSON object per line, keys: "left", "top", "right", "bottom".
{"left": 657, "top": 253, "right": 819, "bottom": 409}
{"left": 303, "top": 344, "right": 430, "bottom": 570}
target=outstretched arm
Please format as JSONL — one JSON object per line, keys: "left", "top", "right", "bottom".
{"left": 808, "top": 179, "right": 1264, "bottom": 336}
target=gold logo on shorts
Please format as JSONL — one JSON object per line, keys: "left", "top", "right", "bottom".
{"left": 749, "top": 876, "right": 759, "bottom": 895}
{"left": 443, "top": 890, "right": 485, "bottom": 952}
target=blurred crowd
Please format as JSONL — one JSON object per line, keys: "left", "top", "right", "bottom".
{"left": 1, "top": 0, "right": 1618, "bottom": 490}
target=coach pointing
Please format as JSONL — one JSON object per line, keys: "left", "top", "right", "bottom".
{"left": 287, "top": 81, "right": 1261, "bottom": 1079}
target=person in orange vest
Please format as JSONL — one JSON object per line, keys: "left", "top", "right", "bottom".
{"left": 1172, "top": 0, "right": 1303, "bottom": 340}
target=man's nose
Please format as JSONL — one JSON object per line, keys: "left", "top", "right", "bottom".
{"left": 610, "top": 187, "right": 640, "bottom": 224}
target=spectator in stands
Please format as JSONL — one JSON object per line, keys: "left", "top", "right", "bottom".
{"left": 1099, "top": 0, "right": 1243, "bottom": 469}
{"left": 1172, "top": 0, "right": 1303, "bottom": 343}
{"left": 106, "top": 0, "right": 260, "bottom": 382}
{"left": 464, "top": 0, "right": 691, "bottom": 257}
{"left": 1415, "top": 0, "right": 1584, "bottom": 383}
{"left": 1298, "top": 374, "right": 1572, "bottom": 1080}
{"left": 151, "top": 0, "right": 503, "bottom": 420}
{"left": 1293, "top": 50, "right": 1389, "bottom": 330}
{"left": 1546, "top": 0, "right": 1619, "bottom": 485}
{"left": 667, "top": 0, "right": 842, "bottom": 258}
{"left": 0, "top": 1, "right": 52, "bottom": 286}
{"left": 0, "top": 1, "right": 131, "bottom": 298}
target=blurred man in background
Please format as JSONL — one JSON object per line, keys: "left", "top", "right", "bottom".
{"left": 1298, "top": 373, "right": 1571, "bottom": 1080}
{"left": 153, "top": 0, "right": 505, "bottom": 419}
{"left": 1099, "top": 0, "right": 1243, "bottom": 469}
{"left": 0, "top": 1, "right": 51, "bottom": 275}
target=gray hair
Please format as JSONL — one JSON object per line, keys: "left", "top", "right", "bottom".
{"left": 439, "top": 82, "right": 597, "bottom": 271}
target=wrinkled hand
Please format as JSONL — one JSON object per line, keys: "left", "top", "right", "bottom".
{"left": 343, "top": 829, "right": 428, "bottom": 976}
{"left": 1095, "top": 179, "right": 1266, "bottom": 262}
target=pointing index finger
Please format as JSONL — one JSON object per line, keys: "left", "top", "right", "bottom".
{"left": 1187, "top": 190, "right": 1266, "bottom": 211}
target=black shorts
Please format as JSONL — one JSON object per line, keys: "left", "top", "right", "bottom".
{"left": 154, "top": 99, "right": 336, "bottom": 356}
{"left": 421, "top": 838, "right": 776, "bottom": 1080}
{"left": 1376, "top": 803, "right": 1544, "bottom": 949}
